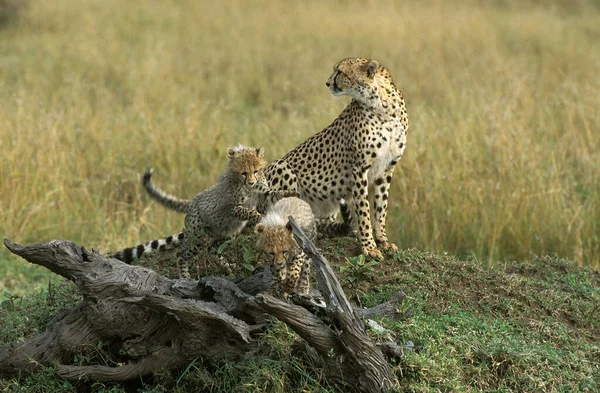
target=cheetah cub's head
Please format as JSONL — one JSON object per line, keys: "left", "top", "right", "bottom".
{"left": 325, "top": 57, "right": 383, "bottom": 102}
{"left": 255, "top": 219, "right": 296, "bottom": 266}
{"left": 227, "top": 145, "right": 266, "bottom": 186}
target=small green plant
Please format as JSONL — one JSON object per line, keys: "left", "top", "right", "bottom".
{"left": 217, "top": 236, "right": 258, "bottom": 273}
{"left": 339, "top": 255, "right": 380, "bottom": 285}
{"left": 241, "top": 246, "right": 256, "bottom": 273}
{"left": 1, "top": 292, "right": 20, "bottom": 311}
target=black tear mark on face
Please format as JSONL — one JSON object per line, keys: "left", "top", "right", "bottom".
{"left": 333, "top": 71, "right": 342, "bottom": 93}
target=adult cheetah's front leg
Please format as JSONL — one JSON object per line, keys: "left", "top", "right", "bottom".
{"left": 352, "top": 168, "right": 384, "bottom": 260}
{"left": 372, "top": 166, "right": 399, "bottom": 254}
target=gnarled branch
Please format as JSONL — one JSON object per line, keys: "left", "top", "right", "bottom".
{"left": 2, "top": 236, "right": 408, "bottom": 392}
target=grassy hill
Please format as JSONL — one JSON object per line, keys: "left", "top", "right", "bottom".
{"left": 1, "top": 237, "right": 598, "bottom": 392}
{"left": 1, "top": 0, "right": 599, "bottom": 297}
{"left": 0, "top": 1, "right": 598, "bottom": 390}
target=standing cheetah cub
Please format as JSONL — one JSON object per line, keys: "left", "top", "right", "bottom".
{"left": 112, "top": 145, "right": 292, "bottom": 278}
{"left": 264, "top": 58, "right": 409, "bottom": 260}
{"left": 255, "top": 197, "right": 316, "bottom": 297}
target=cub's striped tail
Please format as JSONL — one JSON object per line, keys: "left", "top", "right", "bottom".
{"left": 111, "top": 232, "right": 184, "bottom": 264}
{"left": 143, "top": 168, "right": 191, "bottom": 213}
{"left": 317, "top": 199, "right": 355, "bottom": 238}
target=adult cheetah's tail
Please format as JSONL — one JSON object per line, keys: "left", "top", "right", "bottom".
{"left": 142, "top": 168, "right": 191, "bottom": 214}
{"left": 317, "top": 199, "right": 355, "bottom": 238}
{"left": 111, "top": 232, "right": 185, "bottom": 264}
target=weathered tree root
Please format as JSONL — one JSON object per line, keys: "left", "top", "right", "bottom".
{"left": 285, "top": 216, "right": 398, "bottom": 391}
{"left": 2, "top": 229, "right": 407, "bottom": 392}
{"left": 1, "top": 239, "right": 259, "bottom": 381}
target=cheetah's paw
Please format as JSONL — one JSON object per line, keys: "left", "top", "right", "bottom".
{"left": 363, "top": 246, "right": 384, "bottom": 261}
{"left": 380, "top": 241, "right": 398, "bottom": 254}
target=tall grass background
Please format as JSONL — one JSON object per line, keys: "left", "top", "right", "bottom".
{"left": 1, "top": 0, "right": 599, "bottom": 293}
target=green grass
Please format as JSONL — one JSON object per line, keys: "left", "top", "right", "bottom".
{"left": 0, "top": 2, "right": 598, "bottom": 388}
{"left": 0, "top": 254, "right": 59, "bottom": 297}
{"left": 0, "top": 280, "right": 80, "bottom": 345}
{"left": 1, "top": 239, "right": 598, "bottom": 392}
{"left": 1, "top": 0, "right": 600, "bottom": 294}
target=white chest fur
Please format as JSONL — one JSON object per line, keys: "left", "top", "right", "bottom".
{"left": 367, "top": 117, "right": 407, "bottom": 185}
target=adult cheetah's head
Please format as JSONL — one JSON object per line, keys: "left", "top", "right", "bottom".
{"left": 325, "top": 57, "right": 384, "bottom": 102}
{"left": 226, "top": 145, "right": 266, "bottom": 186}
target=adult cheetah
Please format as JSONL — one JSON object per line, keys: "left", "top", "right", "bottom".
{"left": 264, "top": 57, "right": 409, "bottom": 260}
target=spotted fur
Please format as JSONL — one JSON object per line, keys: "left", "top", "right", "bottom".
{"left": 264, "top": 58, "right": 408, "bottom": 260}
{"left": 255, "top": 197, "right": 316, "bottom": 297}
{"left": 315, "top": 198, "right": 354, "bottom": 238}
{"left": 112, "top": 145, "right": 292, "bottom": 277}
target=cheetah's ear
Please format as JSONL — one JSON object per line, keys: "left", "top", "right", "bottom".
{"left": 365, "top": 60, "right": 379, "bottom": 78}
{"left": 227, "top": 147, "right": 235, "bottom": 158}
{"left": 255, "top": 223, "right": 265, "bottom": 234}
{"left": 256, "top": 147, "right": 265, "bottom": 159}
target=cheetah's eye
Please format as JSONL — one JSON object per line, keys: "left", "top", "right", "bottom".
{"left": 282, "top": 250, "right": 289, "bottom": 257}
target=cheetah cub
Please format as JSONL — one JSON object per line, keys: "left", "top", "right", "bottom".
{"left": 112, "top": 145, "right": 291, "bottom": 278}
{"left": 255, "top": 197, "right": 316, "bottom": 297}
{"left": 264, "top": 58, "right": 409, "bottom": 260}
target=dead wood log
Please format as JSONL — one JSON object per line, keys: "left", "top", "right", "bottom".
{"left": 1, "top": 239, "right": 259, "bottom": 381}
{"left": 355, "top": 292, "right": 408, "bottom": 320}
{"left": 254, "top": 216, "right": 397, "bottom": 392}
{"left": 2, "top": 235, "right": 407, "bottom": 392}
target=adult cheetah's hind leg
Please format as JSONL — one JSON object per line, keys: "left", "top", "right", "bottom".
{"left": 372, "top": 167, "right": 399, "bottom": 254}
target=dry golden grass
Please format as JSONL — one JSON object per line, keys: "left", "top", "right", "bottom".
{"left": 1, "top": 0, "right": 599, "bottom": 292}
